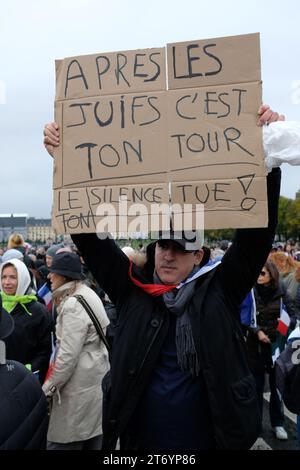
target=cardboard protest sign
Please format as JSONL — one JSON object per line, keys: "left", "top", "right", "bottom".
{"left": 167, "top": 33, "right": 260, "bottom": 90}
{"left": 54, "top": 91, "right": 168, "bottom": 188}
{"left": 52, "top": 33, "right": 267, "bottom": 235}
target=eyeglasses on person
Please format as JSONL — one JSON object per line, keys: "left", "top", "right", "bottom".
{"left": 260, "top": 270, "right": 267, "bottom": 276}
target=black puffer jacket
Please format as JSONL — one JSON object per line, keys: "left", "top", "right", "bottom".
{"left": 3, "top": 301, "right": 53, "bottom": 384}
{"left": 72, "top": 168, "right": 281, "bottom": 450}
{"left": 0, "top": 360, "right": 48, "bottom": 449}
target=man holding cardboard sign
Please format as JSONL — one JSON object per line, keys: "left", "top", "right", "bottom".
{"left": 44, "top": 34, "right": 285, "bottom": 450}
{"left": 45, "top": 33, "right": 286, "bottom": 235}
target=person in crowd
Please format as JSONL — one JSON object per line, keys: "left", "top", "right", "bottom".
{"left": 0, "top": 296, "right": 48, "bottom": 450}
{"left": 38, "top": 243, "right": 67, "bottom": 322}
{"left": 275, "top": 324, "right": 300, "bottom": 448}
{"left": 7, "top": 232, "right": 32, "bottom": 268}
{"left": 269, "top": 251, "right": 300, "bottom": 314}
{"left": 1, "top": 248, "right": 24, "bottom": 263}
{"left": 34, "top": 251, "right": 48, "bottom": 289}
{"left": 295, "top": 264, "right": 300, "bottom": 315}
{"left": 7, "top": 233, "right": 25, "bottom": 251}
{"left": 244, "top": 260, "right": 296, "bottom": 440}
{"left": 43, "top": 105, "right": 286, "bottom": 450}
{"left": 28, "top": 257, "right": 45, "bottom": 291}
{"left": 284, "top": 241, "right": 296, "bottom": 256}
{"left": 45, "top": 243, "right": 65, "bottom": 268}
{"left": 42, "top": 252, "right": 110, "bottom": 450}
{"left": 0, "top": 258, "right": 53, "bottom": 384}
{"left": 3, "top": 235, "right": 39, "bottom": 291}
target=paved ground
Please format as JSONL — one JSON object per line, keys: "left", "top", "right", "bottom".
{"left": 251, "top": 393, "right": 299, "bottom": 450}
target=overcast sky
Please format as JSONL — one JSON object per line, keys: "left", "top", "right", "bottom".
{"left": 0, "top": 0, "right": 299, "bottom": 217}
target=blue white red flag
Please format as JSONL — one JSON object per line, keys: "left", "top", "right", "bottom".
{"left": 277, "top": 300, "right": 290, "bottom": 337}
{"left": 37, "top": 282, "right": 52, "bottom": 311}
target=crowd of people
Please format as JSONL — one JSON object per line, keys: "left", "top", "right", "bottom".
{"left": 1, "top": 104, "right": 300, "bottom": 451}
{"left": 1, "top": 216, "right": 300, "bottom": 448}
{"left": 1, "top": 239, "right": 300, "bottom": 449}
{"left": 0, "top": 234, "right": 111, "bottom": 450}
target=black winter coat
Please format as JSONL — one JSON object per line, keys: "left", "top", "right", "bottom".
{"left": 0, "top": 360, "right": 48, "bottom": 449}
{"left": 255, "top": 283, "right": 296, "bottom": 342}
{"left": 3, "top": 301, "right": 53, "bottom": 384}
{"left": 245, "top": 282, "right": 296, "bottom": 374}
{"left": 72, "top": 168, "right": 281, "bottom": 450}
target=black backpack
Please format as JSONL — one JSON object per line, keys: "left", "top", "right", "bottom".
{"left": 275, "top": 337, "right": 300, "bottom": 414}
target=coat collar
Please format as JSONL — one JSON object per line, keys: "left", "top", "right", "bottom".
{"left": 52, "top": 280, "right": 83, "bottom": 305}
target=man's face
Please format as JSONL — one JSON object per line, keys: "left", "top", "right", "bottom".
{"left": 155, "top": 240, "right": 203, "bottom": 285}
{"left": 46, "top": 255, "right": 53, "bottom": 268}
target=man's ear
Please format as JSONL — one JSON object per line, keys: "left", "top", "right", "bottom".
{"left": 194, "top": 249, "right": 204, "bottom": 266}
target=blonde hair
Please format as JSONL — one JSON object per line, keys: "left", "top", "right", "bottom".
{"left": 7, "top": 233, "right": 24, "bottom": 249}
{"left": 269, "top": 252, "right": 298, "bottom": 276}
{"left": 295, "top": 265, "right": 300, "bottom": 283}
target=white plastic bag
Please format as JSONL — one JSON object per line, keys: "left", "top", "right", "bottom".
{"left": 263, "top": 121, "right": 300, "bottom": 172}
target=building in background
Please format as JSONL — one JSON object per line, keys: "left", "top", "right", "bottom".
{"left": 27, "top": 217, "right": 55, "bottom": 244}
{"left": 0, "top": 214, "right": 57, "bottom": 244}
{"left": 0, "top": 214, "right": 27, "bottom": 243}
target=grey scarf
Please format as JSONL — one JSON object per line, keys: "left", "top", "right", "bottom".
{"left": 154, "top": 267, "right": 200, "bottom": 376}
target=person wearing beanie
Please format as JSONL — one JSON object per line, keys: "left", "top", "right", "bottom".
{"left": 42, "top": 252, "right": 110, "bottom": 450}
{"left": 0, "top": 259, "right": 53, "bottom": 384}
{"left": 45, "top": 243, "right": 65, "bottom": 268}
{"left": 0, "top": 296, "right": 48, "bottom": 449}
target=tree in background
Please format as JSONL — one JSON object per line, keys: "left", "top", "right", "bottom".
{"left": 277, "top": 196, "right": 300, "bottom": 241}
{"left": 205, "top": 196, "right": 300, "bottom": 243}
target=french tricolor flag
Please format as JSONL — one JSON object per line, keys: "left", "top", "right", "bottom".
{"left": 277, "top": 300, "right": 290, "bottom": 336}
{"left": 37, "top": 282, "right": 52, "bottom": 312}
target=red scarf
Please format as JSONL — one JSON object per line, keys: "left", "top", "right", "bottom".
{"left": 128, "top": 261, "right": 177, "bottom": 297}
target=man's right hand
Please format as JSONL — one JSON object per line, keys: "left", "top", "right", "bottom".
{"left": 43, "top": 122, "right": 60, "bottom": 157}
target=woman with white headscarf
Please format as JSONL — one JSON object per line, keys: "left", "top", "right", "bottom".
{"left": 0, "top": 258, "right": 53, "bottom": 384}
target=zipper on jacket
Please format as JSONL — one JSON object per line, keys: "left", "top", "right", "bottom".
{"left": 135, "top": 313, "right": 166, "bottom": 377}
{"left": 115, "top": 312, "right": 167, "bottom": 442}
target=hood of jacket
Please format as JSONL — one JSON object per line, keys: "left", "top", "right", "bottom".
{"left": 0, "top": 258, "right": 31, "bottom": 295}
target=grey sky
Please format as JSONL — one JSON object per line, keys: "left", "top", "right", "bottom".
{"left": 0, "top": 0, "right": 299, "bottom": 217}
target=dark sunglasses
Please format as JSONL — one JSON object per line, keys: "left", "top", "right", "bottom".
{"left": 260, "top": 270, "right": 267, "bottom": 276}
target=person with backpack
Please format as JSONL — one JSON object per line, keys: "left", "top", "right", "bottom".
{"left": 42, "top": 251, "right": 110, "bottom": 450}
{"left": 244, "top": 260, "right": 296, "bottom": 440}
